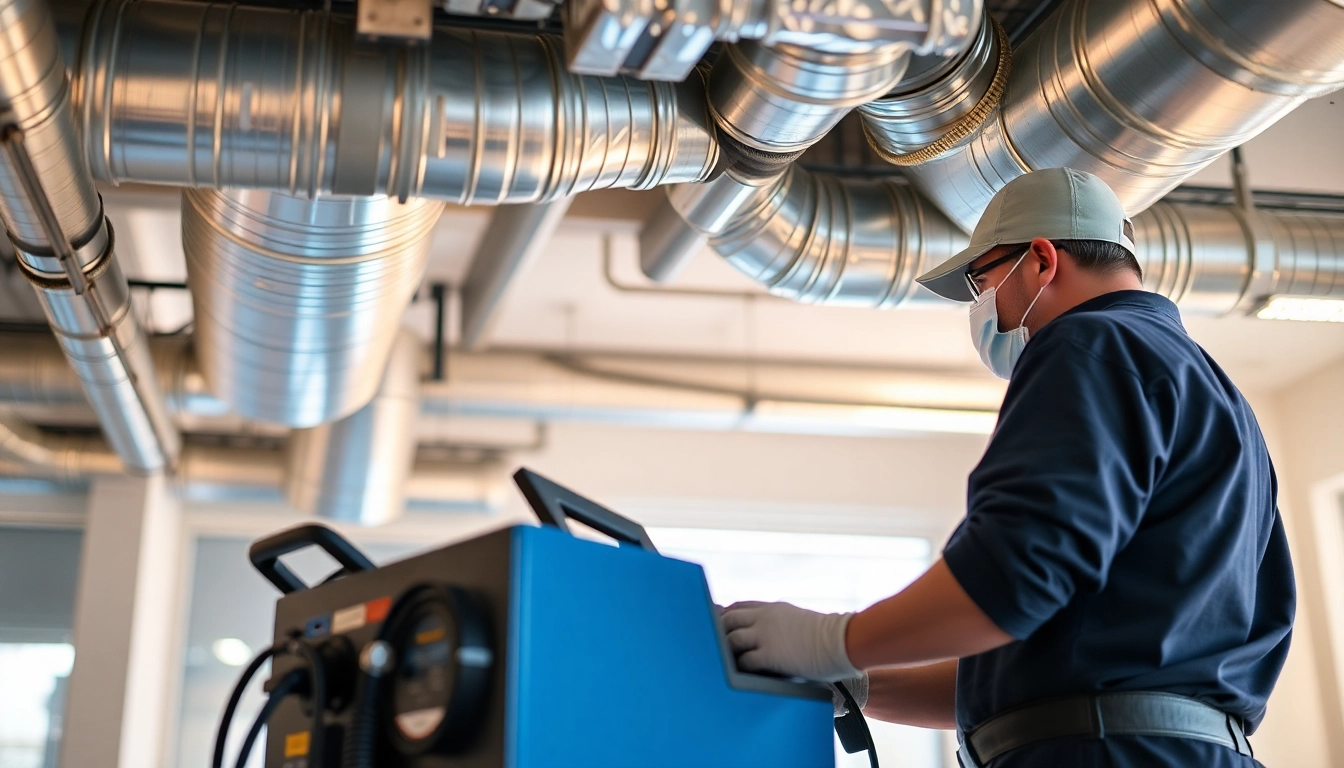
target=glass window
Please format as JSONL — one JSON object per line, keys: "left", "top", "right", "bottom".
{"left": 0, "top": 526, "right": 83, "bottom": 768}
{"left": 651, "top": 527, "right": 942, "bottom": 768}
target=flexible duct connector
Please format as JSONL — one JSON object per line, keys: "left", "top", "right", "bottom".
{"left": 0, "top": 0, "right": 178, "bottom": 472}
{"left": 706, "top": 0, "right": 985, "bottom": 154}
{"left": 668, "top": 167, "right": 969, "bottom": 307}
{"left": 1135, "top": 203, "right": 1344, "bottom": 316}
{"left": 865, "top": 0, "right": 1344, "bottom": 230}
{"left": 181, "top": 189, "right": 443, "bottom": 427}
{"left": 75, "top": 0, "right": 718, "bottom": 203}
{"left": 285, "top": 330, "right": 421, "bottom": 526}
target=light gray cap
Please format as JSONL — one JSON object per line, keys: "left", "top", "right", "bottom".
{"left": 916, "top": 167, "right": 1137, "bottom": 302}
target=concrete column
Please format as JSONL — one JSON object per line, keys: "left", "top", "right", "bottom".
{"left": 60, "top": 474, "right": 185, "bottom": 768}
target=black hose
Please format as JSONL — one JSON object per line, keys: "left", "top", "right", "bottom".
{"left": 234, "top": 669, "right": 307, "bottom": 768}
{"left": 213, "top": 645, "right": 278, "bottom": 768}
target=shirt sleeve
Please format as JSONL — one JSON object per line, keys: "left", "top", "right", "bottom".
{"left": 943, "top": 331, "right": 1173, "bottom": 639}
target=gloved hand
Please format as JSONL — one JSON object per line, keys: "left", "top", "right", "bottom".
{"left": 832, "top": 672, "right": 870, "bottom": 717}
{"left": 720, "top": 601, "right": 861, "bottom": 682}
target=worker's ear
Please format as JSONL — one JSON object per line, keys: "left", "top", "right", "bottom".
{"left": 1028, "top": 237, "right": 1058, "bottom": 288}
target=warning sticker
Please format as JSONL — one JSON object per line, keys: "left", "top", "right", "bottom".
{"left": 284, "top": 731, "right": 310, "bottom": 758}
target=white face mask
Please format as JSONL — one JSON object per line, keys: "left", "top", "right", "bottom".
{"left": 968, "top": 249, "right": 1045, "bottom": 380}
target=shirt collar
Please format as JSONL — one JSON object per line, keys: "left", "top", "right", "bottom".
{"left": 1055, "top": 289, "right": 1182, "bottom": 324}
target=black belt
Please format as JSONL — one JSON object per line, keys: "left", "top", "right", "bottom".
{"left": 956, "top": 691, "right": 1253, "bottom": 767}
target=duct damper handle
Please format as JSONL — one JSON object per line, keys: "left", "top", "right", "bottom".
{"left": 513, "top": 467, "right": 659, "bottom": 553}
{"left": 249, "top": 523, "right": 377, "bottom": 594}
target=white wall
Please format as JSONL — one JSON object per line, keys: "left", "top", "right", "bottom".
{"left": 1245, "top": 360, "right": 1344, "bottom": 767}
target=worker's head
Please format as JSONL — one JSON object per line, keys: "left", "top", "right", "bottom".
{"left": 916, "top": 168, "right": 1143, "bottom": 377}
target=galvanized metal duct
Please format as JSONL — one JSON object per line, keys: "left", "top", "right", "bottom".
{"left": 285, "top": 330, "right": 421, "bottom": 526}
{"left": 1135, "top": 203, "right": 1344, "bottom": 315}
{"left": 73, "top": 0, "right": 717, "bottom": 203}
{"left": 667, "top": 166, "right": 969, "bottom": 306}
{"left": 0, "top": 0, "right": 178, "bottom": 472}
{"left": 862, "top": 0, "right": 1344, "bottom": 230}
{"left": 0, "top": 415, "right": 504, "bottom": 511}
{"left": 181, "top": 189, "right": 443, "bottom": 427}
{"left": 705, "top": 0, "right": 984, "bottom": 154}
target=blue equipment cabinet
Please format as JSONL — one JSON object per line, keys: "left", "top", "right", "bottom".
{"left": 254, "top": 469, "right": 836, "bottom": 768}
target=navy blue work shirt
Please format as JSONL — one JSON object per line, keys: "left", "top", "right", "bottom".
{"left": 943, "top": 290, "right": 1294, "bottom": 764}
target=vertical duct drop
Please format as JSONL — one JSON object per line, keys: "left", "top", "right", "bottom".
{"left": 180, "top": 189, "right": 443, "bottom": 426}
{"left": 285, "top": 330, "right": 421, "bottom": 526}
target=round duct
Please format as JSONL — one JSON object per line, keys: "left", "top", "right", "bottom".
{"left": 181, "top": 188, "right": 443, "bottom": 426}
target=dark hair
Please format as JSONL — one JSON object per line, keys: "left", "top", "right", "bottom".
{"left": 1050, "top": 238, "right": 1142, "bottom": 281}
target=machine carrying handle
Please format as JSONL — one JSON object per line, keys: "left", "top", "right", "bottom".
{"left": 512, "top": 468, "right": 658, "bottom": 553}
{"left": 248, "top": 523, "right": 376, "bottom": 594}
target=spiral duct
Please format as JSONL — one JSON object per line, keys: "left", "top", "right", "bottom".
{"left": 285, "top": 330, "right": 422, "bottom": 526}
{"left": 180, "top": 189, "right": 443, "bottom": 427}
{"left": 862, "top": 0, "right": 1344, "bottom": 230}
{"left": 0, "top": 0, "right": 178, "bottom": 472}
{"left": 73, "top": 0, "right": 717, "bottom": 203}
{"left": 668, "top": 167, "right": 969, "bottom": 307}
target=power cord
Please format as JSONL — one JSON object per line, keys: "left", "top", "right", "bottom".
{"left": 213, "top": 639, "right": 328, "bottom": 768}
{"left": 832, "top": 680, "right": 879, "bottom": 768}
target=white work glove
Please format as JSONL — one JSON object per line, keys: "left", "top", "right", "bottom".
{"left": 721, "top": 601, "right": 861, "bottom": 682}
{"left": 833, "top": 671, "right": 870, "bottom": 717}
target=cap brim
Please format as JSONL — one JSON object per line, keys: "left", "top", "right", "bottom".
{"left": 916, "top": 241, "right": 996, "bottom": 303}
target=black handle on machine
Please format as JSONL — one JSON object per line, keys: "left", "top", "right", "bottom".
{"left": 248, "top": 523, "right": 376, "bottom": 594}
{"left": 512, "top": 468, "right": 659, "bottom": 553}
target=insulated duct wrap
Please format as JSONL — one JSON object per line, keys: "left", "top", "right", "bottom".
{"left": 75, "top": 0, "right": 718, "bottom": 202}
{"left": 863, "top": 0, "right": 1344, "bottom": 230}
{"left": 181, "top": 189, "right": 443, "bottom": 427}
{"left": 669, "top": 168, "right": 968, "bottom": 307}
{"left": 0, "top": 0, "right": 178, "bottom": 472}
{"left": 285, "top": 330, "right": 421, "bottom": 526}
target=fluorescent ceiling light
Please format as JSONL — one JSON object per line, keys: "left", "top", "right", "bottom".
{"left": 748, "top": 400, "right": 998, "bottom": 436}
{"left": 1255, "top": 296, "right": 1344, "bottom": 323}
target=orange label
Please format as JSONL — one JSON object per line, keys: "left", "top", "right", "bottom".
{"left": 415, "top": 627, "right": 446, "bottom": 645}
{"left": 366, "top": 596, "right": 392, "bottom": 623}
{"left": 284, "top": 731, "right": 310, "bottom": 758}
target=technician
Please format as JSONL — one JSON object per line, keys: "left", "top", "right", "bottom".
{"left": 721, "top": 168, "right": 1293, "bottom": 767}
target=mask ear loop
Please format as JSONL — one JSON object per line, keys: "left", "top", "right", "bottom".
{"left": 1017, "top": 253, "right": 1047, "bottom": 334}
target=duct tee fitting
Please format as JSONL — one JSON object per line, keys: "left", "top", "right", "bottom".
{"left": 286, "top": 329, "right": 421, "bottom": 526}
{"left": 668, "top": 167, "right": 968, "bottom": 306}
{"left": 0, "top": 0, "right": 178, "bottom": 472}
{"left": 181, "top": 189, "right": 443, "bottom": 427}
{"left": 866, "top": 0, "right": 1344, "bottom": 230}
{"left": 75, "top": 0, "right": 717, "bottom": 203}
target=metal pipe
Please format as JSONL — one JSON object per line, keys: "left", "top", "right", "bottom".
{"left": 285, "top": 330, "right": 422, "bottom": 526}
{"left": 705, "top": 0, "right": 985, "bottom": 154}
{"left": 0, "top": 418, "right": 505, "bottom": 512}
{"left": 667, "top": 166, "right": 969, "bottom": 307}
{"left": 460, "top": 198, "right": 574, "bottom": 350}
{"left": 638, "top": 196, "right": 708, "bottom": 283}
{"left": 865, "top": 0, "right": 1344, "bottom": 230}
{"left": 1134, "top": 203, "right": 1344, "bottom": 316}
{"left": 73, "top": 0, "right": 717, "bottom": 203}
{"left": 181, "top": 188, "right": 444, "bottom": 427}
{"left": 0, "top": 0, "right": 178, "bottom": 473}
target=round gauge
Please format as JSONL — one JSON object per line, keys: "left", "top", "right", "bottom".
{"left": 385, "top": 584, "right": 492, "bottom": 756}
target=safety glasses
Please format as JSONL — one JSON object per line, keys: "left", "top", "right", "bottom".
{"left": 964, "top": 248, "right": 1028, "bottom": 299}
